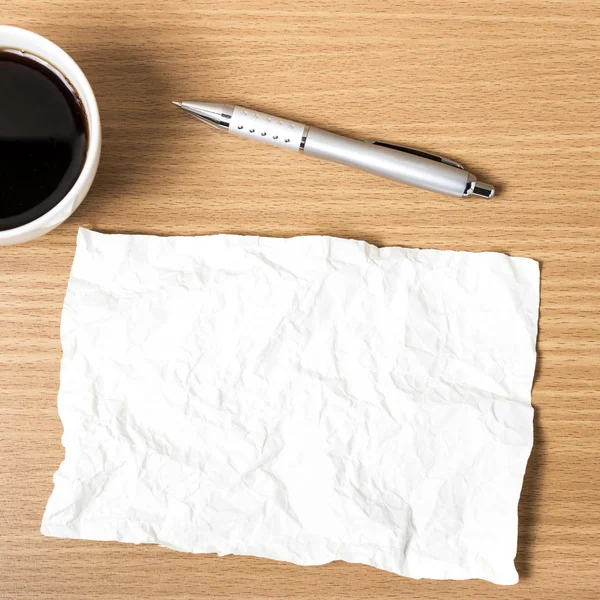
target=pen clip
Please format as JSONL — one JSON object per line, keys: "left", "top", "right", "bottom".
{"left": 364, "top": 139, "right": 465, "bottom": 170}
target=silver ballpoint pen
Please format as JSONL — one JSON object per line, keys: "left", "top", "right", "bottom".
{"left": 172, "top": 101, "right": 495, "bottom": 199}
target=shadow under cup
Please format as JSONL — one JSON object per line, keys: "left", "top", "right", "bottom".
{"left": 0, "top": 26, "right": 100, "bottom": 246}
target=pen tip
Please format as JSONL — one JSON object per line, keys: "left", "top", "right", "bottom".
{"left": 172, "top": 101, "right": 183, "bottom": 108}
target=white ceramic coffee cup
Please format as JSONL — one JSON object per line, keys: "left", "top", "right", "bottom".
{"left": 0, "top": 26, "right": 101, "bottom": 245}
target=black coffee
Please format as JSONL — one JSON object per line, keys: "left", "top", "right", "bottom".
{"left": 0, "top": 50, "right": 87, "bottom": 231}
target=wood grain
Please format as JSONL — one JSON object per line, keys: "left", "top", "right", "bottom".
{"left": 1, "top": 1, "right": 599, "bottom": 598}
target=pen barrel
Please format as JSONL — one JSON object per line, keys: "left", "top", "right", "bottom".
{"left": 303, "top": 128, "right": 470, "bottom": 197}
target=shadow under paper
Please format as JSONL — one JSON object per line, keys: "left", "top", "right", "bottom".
{"left": 515, "top": 270, "right": 544, "bottom": 579}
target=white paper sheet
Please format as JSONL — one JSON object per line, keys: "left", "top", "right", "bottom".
{"left": 42, "top": 228, "right": 539, "bottom": 585}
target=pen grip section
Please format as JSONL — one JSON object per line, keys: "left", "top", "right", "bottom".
{"left": 230, "top": 107, "right": 305, "bottom": 151}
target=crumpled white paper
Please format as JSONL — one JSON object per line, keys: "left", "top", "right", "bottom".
{"left": 42, "top": 228, "right": 539, "bottom": 585}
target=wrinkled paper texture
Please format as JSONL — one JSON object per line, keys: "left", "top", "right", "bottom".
{"left": 42, "top": 229, "right": 540, "bottom": 585}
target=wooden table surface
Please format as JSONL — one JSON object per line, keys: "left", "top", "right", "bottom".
{"left": 1, "top": 0, "right": 599, "bottom": 598}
